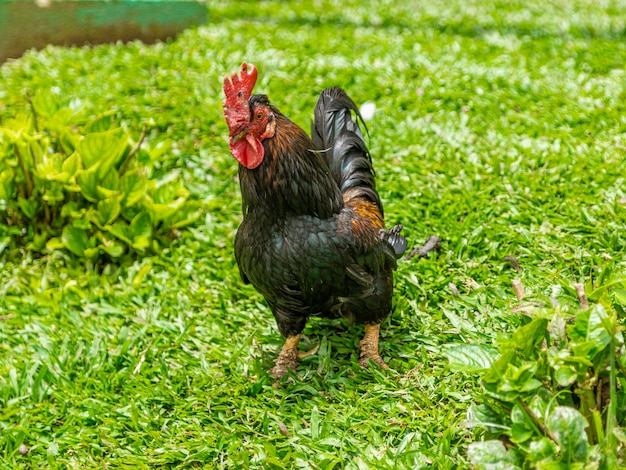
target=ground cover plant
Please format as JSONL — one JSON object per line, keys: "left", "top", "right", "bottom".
{"left": 1, "top": 0, "right": 625, "bottom": 467}
{"left": 0, "top": 93, "right": 201, "bottom": 259}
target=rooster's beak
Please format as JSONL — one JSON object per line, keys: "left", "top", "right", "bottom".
{"left": 231, "top": 128, "right": 248, "bottom": 145}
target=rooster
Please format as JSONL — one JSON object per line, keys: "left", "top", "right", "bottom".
{"left": 222, "top": 63, "right": 406, "bottom": 379}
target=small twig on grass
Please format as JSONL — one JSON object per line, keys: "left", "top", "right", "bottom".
{"left": 277, "top": 420, "right": 290, "bottom": 437}
{"left": 448, "top": 282, "right": 460, "bottom": 296}
{"left": 406, "top": 235, "right": 442, "bottom": 261}
{"left": 512, "top": 279, "right": 525, "bottom": 301}
{"left": 0, "top": 314, "right": 17, "bottom": 321}
{"left": 133, "top": 340, "right": 153, "bottom": 375}
{"left": 120, "top": 125, "right": 147, "bottom": 175}
{"left": 464, "top": 277, "right": 480, "bottom": 291}
{"left": 511, "top": 279, "right": 543, "bottom": 315}
{"left": 503, "top": 256, "right": 520, "bottom": 272}
{"left": 574, "top": 283, "right": 589, "bottom": 311}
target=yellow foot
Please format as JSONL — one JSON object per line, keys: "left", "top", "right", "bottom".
{"left": 359, "top": 323, "right": 389, "bottom": 369}
{"left": 270, "top": 334, "right": 302, "bottom": 384}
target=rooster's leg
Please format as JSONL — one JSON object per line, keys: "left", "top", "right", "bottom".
{"left": 270, "top": 334, "right": 302, "bottom": 379}
{"left": 359, "top": 323, "right": 389, "bottom": 369}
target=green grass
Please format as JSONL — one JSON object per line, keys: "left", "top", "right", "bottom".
{"left": 1, "top": 0, "right": 626, "bottom": 467}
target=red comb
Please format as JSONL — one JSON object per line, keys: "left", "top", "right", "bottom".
{"left": 223, "top": 62, "right": 258, "bottom": 102}
{"left": 223, "top": 63, "right": 258, "bottom": 134}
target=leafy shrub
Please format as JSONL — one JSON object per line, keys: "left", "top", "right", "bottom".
{"left": 446, "top": 267, "right": 626, "bottom": 468}
{"left": 0, "top": 91, "right": 202, "bottom": 260}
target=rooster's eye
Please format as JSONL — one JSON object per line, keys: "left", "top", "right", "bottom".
{"left": 255, "top": 112, "right": 263, "bottom": 120}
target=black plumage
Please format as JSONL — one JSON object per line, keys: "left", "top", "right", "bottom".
{"left": 225, "top": 74, "right": 406, "bottom": 377}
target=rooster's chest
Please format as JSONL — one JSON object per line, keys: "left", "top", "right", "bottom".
{"left": 235, "top": 215, "right": 349, "bottom": 300}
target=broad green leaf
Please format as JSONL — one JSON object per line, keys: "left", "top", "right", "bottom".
{"left": 72, "top": 216, "right": 92, "bottom": 230}
{"left": 46, "top": 237, "right": 65, "bottom": 251}
{"left": 35, "top": 153, "right": 64, "bottom": 181}
{"left": 29, "top": 231, "right": 48, "bottom": 252}
{"left": 29, "top": 139, "right": 45, "bottom": 166}
{"left": 98, "top": 167, "right": 120, "bottom": 193}
{"left": 546, "top": 407, "right": 588, "bottom": 463}
{"left": 569, "top": 305, "right": 613, "bottom": 360}
{"left": 62, "top": 226, "right": 91, "bottom": 257}
{"left": 511, "top": 402, "right": 534, "bottom": 430}
{"left": 78, "top": 128, "right": 127, "bottom": 172}
{"left": 444, "top": 343, "right": 499, "bottom": 372}
{"left": 83, "top": 247, "right": 100, "bottom": 259}
{"left": 32, "top": 91, "right": 59, "bottom": 117}
{"left": 61, "top": 152, "right": 81, "bottom": 178}
{"left": 119, "top": 169, "right": 147, "bottom": 208}
{"left": 1, "top": 113, "right": 32, "bottom": 137}
{"left": 465, "top": 404, "right": 507, "bottom": 431}
{"left": 152, "top": 180, "right": 180, "bottom": 204}
{"left": 502, "top": 362, "right": 543, "bottom": 393}
{"left": 97, "top": 186, "right": 120, "bottom": 200}
{"left": 484, "top": 361, "right": 542, "bottom": 402}
{"left": 91, "top": 197, "right": 122, "bottom": 227}
{"left": 146, "top": 201, "right": 179, "bottom": 223}
{"left": 61, "top": 201, "right": 86, "bottom": 219}
{"left": 527, "top": 438, "right": 558, "bottom": 464}
{"left": 96, "top": 233, "right": 126, "bottom": 258}
{"left": 0, "top": 168, "right": 15, "bottom": 201}
{"left": 482, "top": 379, "right": 520, "bottom": 402}
{"left": 509, "top": 318, "right": 549, "bottom": 358}
{"left": 17, "top": 197, "right": 39, "bottom": 219}
{"left": 58, "top": 130, "right": 78, "bottom": 155}
{"left": 467, "top": 440, "right": 521, "bottom": 469}
{"left": 15, "top": 141, "right": 35, "bottom": 172}
{"left": 129, "top": 212, "right": 152, "bottom": 250}
{"left": 50, "top": 108, "right": 77, "bottom": 128}
{"left": 43, "top": 185, "right": 65, "bottom": 204}
{"left": 102, "top": 244, "right": 125, "bottom": 257}
{"left": 77, "top": 167, "right": 100, "bottom": 202}
{"left": 569, "top": 340, "right": 597, "bottom": 361}
{"left": 554, "top": 365, "right": 577, "bottom": 387}
{"left": 107, "top": 221, "right": 132, "bottom": 245}
{"left": 484, "top": 349, "right": 516, "bottom": 378}
{"left": 510, "top": 422, "right": 534, "bottom": 445}
{"left": 85, "top": 113, "right": 115, "bottom": 133}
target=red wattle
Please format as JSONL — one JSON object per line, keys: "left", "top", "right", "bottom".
{"left": 230, "top": 136, "right": 264, "bottom": 169}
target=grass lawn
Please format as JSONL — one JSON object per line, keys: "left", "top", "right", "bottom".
{"left": 1, "top": 0, "right": 626, "bottom": 467}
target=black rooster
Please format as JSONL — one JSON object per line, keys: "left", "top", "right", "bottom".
{"left": 223, "top": 63, "right": 406, "bottom": 379}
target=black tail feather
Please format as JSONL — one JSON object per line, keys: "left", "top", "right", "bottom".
{"left": 312, "top": 87, "right": 383, "bottom": 214}
{"left": 311, "top": 87, "right": 367, "bottom": 154}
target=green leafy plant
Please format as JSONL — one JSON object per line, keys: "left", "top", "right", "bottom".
{"left": 0, "top": 91, "right": 201, "bottom": 259}
{"left": 1, "top": 0, "right": 626, "bottom": 467}
{"left": 447, "top": 269, "right": 626, "bottom": 468}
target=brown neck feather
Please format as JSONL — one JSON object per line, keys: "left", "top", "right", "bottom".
{"left": 239, "top": 113, "right": 343, "bottom": 219}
